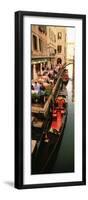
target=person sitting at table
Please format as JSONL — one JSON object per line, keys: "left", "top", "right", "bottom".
{"left": 40, "top": 83, "right": 45, "bottom": 91}
{"left": 33, "top": 81, "right": 40, "bottom": 93}
{"left": 31, "top": 84, "right": 34, "bottom": 90}
{"left": 39, "top": 83, "right": 46, "bottom": 103}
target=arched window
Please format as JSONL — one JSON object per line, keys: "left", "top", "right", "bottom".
{"left": 57, "top": 58, "right": 62, "bottom": 64}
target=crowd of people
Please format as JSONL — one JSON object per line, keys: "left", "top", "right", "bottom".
{"left": 31, "top": 63, "right": 63, "bottom": 104}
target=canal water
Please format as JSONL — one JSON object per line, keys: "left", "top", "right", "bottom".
{"left": 51, "top": 65, "right": 74, "bottom": 173}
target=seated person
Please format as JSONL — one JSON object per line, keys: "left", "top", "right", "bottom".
{"left": 55, "top": 97, "right": 65, "bottom": 110}
{"left": 33, "top": 81, "right": 41, "bottom": 93}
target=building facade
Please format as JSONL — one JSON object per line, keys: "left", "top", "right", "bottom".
{"left": 32, "top": 25, "right": 48, "bottom": 80}
{"left": 31, "top": 25, "right": 66, "bottom": 80}
{"left": 56, "top": 27, "right": 66, "bottom": 65}
{"left": 47, "top": 26, "right": 57, "bottom": 68}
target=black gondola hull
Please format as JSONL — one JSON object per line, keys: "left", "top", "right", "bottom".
{"left": 32, "top": 110, "right": 67, "bottom": 174}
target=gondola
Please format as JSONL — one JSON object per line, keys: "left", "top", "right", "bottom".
{"left": 62, "top": 69, "right": 69, "bottom": 86}
{"left": 31, "top": 86, "right": 68, "bottom": 174}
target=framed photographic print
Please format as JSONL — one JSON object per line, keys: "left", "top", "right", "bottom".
{"left": 15, "top": 11, "right": 86, "bottom": 189}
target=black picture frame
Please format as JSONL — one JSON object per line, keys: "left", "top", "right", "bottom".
{"left": 15, "top": 11, "right": 86, "bottom": 189}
